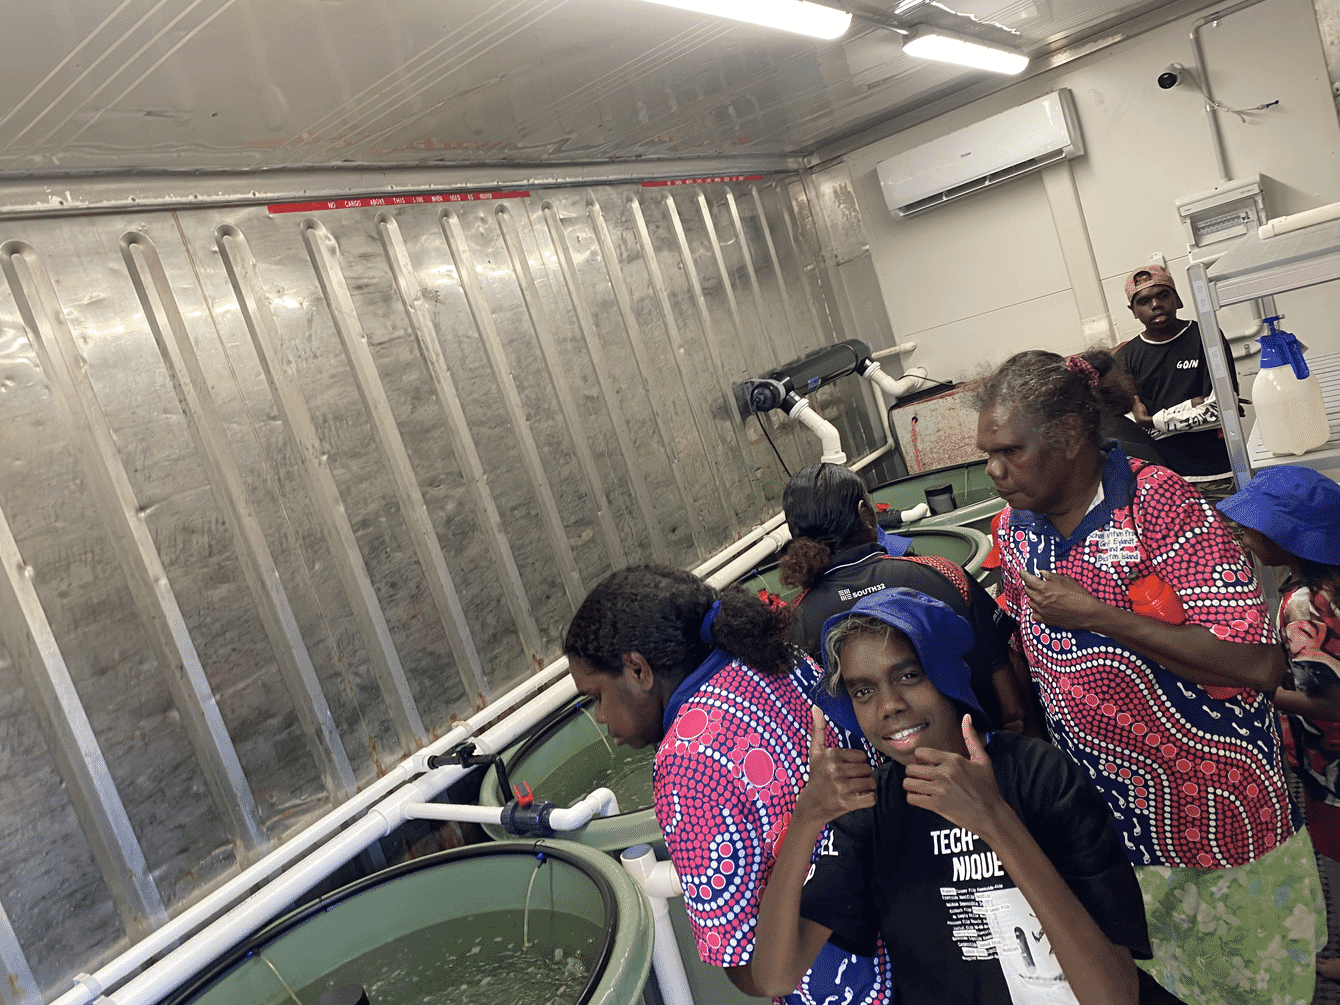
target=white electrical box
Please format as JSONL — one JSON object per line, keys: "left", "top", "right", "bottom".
{"left": 1175, "top": 176, "right": 1267, "bottom": 264}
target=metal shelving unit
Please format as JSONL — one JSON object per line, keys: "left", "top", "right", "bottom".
{"left": 1186, "top": 216, "right": 1340, "bottom": 487}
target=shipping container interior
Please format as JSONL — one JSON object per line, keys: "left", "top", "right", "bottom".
{"left": 1, "top": 0, "right": 1339, "bottom": 1000}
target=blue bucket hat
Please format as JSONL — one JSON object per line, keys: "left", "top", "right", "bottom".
{"left": 1217, "top": 466, "right": 1340, "bottom": 566}
{"left": 813, "top": 587, "right": 990, "bottom": 737}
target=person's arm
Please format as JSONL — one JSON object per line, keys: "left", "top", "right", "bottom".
{"left": 996, "top": 648, "right": 1047, "bottom": 740}
{"left": 903, "top": 717, "right": 1139, "bottom": 1005}
{"left": 1148, "top": 393, "right": 1220, "bottom": 435}
{"left": 1274, "top": 682, "right": 1340, "bottom": 721}
{"left": 1022, "top": 568, "right": 1286, "bottom": 691}
{"left": 750, "top": 707, "right": 876, "bottom": 999}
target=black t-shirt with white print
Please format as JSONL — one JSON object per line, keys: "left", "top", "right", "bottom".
{"left": 1116, "top": 320, "right": 1238, "bottom": 480}
{"left": 800, "top": 732, "right": 1151, "bottom": 1005}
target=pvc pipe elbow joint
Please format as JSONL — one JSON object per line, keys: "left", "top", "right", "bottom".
{"left": 787, "top": 397, "right": 846, "bottom": 465}
{"left": 546, "top": 787, "right": 621, "bottom": 831}
{"left": 620, "top": 844, "right": 684, "bottom": 899}
{"left": 863, "top": 361, "right": 930, "bottom": 402}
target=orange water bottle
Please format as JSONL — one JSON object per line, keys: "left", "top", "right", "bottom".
{"left": 1128, "top": 574, "right": 1240, "bottom": 699}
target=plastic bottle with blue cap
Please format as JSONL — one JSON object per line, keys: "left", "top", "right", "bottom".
{"left": 1253, "top": 315, "right": 1328, "bottom": 456}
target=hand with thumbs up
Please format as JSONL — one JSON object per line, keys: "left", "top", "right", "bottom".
{"left": 902, "top": 714, "right": 1008, "bottom": 842}
{"left": 793, "top": 705, "right": 877, "bottom": 829}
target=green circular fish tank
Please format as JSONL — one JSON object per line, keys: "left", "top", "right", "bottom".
{"left": 740, "top": 523, "right": 992, "bottom": 605}
{"left": 480, "top": 699, "right": 658, "bottom": 853}
{"left": 477, "top": 704, "right": 762, "bottom": 1005}
{"left": 162, "top": 842, "right": 653, "bottom": 1005}
{"left": 871, "top": 458, "right": 1004, "bottom": 538}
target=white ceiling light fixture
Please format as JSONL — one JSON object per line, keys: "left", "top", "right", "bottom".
{"left": 630, "top": 0, "right": 852, "bottom": 40}
{"left": 901, "top": 25, "right": 1028, "bottom": 74}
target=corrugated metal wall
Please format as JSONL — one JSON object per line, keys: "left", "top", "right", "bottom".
{"left": 0, "top": 173, "right": 884, "bottom": 995}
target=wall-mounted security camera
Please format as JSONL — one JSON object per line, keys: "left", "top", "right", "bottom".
{"left": 1157, "top": 63, "right": 1185, "bottom": 89}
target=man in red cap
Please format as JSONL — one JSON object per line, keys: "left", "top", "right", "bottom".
{"left": 1115, "top": 265, "right": 1239, "bottom": 503}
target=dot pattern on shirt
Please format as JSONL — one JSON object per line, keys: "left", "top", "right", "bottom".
{"left": 654, "top": 655, "right": 888, "bottom": 1005}
{"left": 1000, "top": 460, "right": 1292, "bottom": 869}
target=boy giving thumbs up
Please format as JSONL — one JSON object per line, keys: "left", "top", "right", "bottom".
{"left": 751, "top": 589, "right": 1182, "bottom": 1005}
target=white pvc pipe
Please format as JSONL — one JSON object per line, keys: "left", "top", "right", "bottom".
{"left": 1258, "top": 200, "right": 1340, "bottom": 239}
{"left": 788, "top": 397, "right": 846, "bottom": 464}
{"left": 622, "top": 845, "right": 693, "bottom": 1005}
{"left": 871, "top": 341, "right": 917, "bottom": 359}
{"left": 404, "top": 785, "right": 619, "bottom": 831}
{"left": 863, "top": 362, "right": 930, "bottom": 402}
{"left": 549, "top": 787, "right": 621, "bottom": 829}
{"left": 1190, "top": 0, "right": 1268, "bottom": 182}
{"left": 80, "top": 675, "right": 579, "bottom": 1005}
{"left": 704, "top": 524, "right": 793, "bottom": 590}
{"left": 691, "top": 512, "right": 787, "bottom": 580}
{"left": 403, "top": 802, "right": 504, "bottom": 825}
{"left": 850, "top": 441, "right": 894, "bottom": 471}
{"left": 56, "top": 656, "right": 577, "bottom": 1005}
{"left": 620, "top": 844, "right": 683, "bottom": 898}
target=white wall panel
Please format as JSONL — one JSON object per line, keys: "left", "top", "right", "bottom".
{"left": 847, "top": 0, "right": 1340, "bottom": 402}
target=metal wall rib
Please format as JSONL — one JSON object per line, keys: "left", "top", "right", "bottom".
{"left": 438, "top": 207, "right": 588, "bottom": 613}
{"left": 0, "top": 240, "right": 270, "bottom": 865}
{"left": 586, "top": 194, "right": 706, "bottom": 554}
{"left": 120, "top": 232, "right": 359, "bottom": 803}
{"left": 0, "top": 173, "right": 881, "bottom": 996}
{"left": 301, "top": 219, "right": 491, "bottom": 709}
{"left": 0, "top": 501, "right": 169, "bottom": 942}
{"left": 541, "top": 199, "right": 669, "bottom": 565}
{"left": 215, "top": 225, "right": 429, "bottom": 755}
{"left": 374, "top": 212, "right": 545, "bottom": 667}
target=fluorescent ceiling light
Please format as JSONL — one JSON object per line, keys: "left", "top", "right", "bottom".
{"left": 901, "top": 25, "right": 1028, "bottom": 74}
{"left": 631, "top": 0, "right": 852, "bottom": 40}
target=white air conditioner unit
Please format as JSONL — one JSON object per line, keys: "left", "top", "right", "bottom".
{"left": 876, "top": 89, "right": 1083, "bottom": 217}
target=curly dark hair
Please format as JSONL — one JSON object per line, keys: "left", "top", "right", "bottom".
{"left": 972, "top": 348, "right": 1128, "bottom": 449}
{"left": 564, "top": 565, "right": 797, "bottom": 686}
{"left": 778, "top": 462, "right": 873, "bottom": 591}
{"left": 1297, "top": 557, "right": 1340, "bottom": 596}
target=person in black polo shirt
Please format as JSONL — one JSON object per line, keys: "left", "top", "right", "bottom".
{"left": 1116, "top": 264, "right": 1238, "bottom": 504}
{"left": 779, "top": 462, "right": 1039, "bottom": 738}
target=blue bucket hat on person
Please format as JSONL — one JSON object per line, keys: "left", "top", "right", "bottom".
{"left": 813, "top": 587, "right": 993, "bottom": 737}
{"left": 1217, "top": 466, "right": 1340, "bottom": 566}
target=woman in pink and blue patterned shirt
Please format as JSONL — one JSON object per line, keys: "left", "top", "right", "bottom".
{"left": 974, "top": 349, "right": 1324, "bottom": 1005}
{"left": 564, "top": 565, "right": 890, "bottom": 1005}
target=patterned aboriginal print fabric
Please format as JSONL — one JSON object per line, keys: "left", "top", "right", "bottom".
{"left": 998, "top": 444, "right": 1295, "bottom": 869}
{"left": 1280, "top": 581, "right": 1340, "bottom": 805}
{"left": 653, "top": 653, "right": 889, "bottom": 1005}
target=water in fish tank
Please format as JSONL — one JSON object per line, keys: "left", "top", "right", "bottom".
{"left": 273, "top": 909, "right": 605, "bottom": 1005}
{"left": 527, "top": 735, "right": 656, "bottom": 813}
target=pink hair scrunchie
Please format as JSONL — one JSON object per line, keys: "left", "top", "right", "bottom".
{"left": 1065, "top": 355, "right": 1100, "bottom": 388}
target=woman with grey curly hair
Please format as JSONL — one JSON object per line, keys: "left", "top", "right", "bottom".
{"left": 975, "top": 348, "right": 1323, "bottom": 1003}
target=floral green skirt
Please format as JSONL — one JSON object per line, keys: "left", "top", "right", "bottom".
{"left": 1135, "top": 827, "right": 1326, "bottom": 1005}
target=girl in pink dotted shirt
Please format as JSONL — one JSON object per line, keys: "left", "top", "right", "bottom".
{"left": 565, "top": 565, "right": 890, "bottom": 1005}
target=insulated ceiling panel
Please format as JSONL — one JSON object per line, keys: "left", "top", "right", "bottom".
{"left": 0, "top": 0, "right": 1186, "bottom": 175}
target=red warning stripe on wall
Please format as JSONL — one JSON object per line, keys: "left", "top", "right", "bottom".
{"left": 641, "top": 174, "right": 765, "bottom": 188}
{"left": 267, "top": 189, "right": 531, "bottom": 214}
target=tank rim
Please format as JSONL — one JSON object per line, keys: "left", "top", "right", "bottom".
{"left": 161, "top": 841, "right": 620, "bottom": 1005}
{"left": 501, "top": 699, "right": 646, "bottom": 819}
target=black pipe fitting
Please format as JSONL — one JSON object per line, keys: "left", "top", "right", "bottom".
{"left": 499, "top": 798, "right": 557, "bottom": 838}
{"left": 427, "top": 742, "right": 513, "bottom": 799}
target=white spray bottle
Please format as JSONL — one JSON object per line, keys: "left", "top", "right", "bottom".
{"left": 1253, "top": 315, "right": 1329, "bottom": 456}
